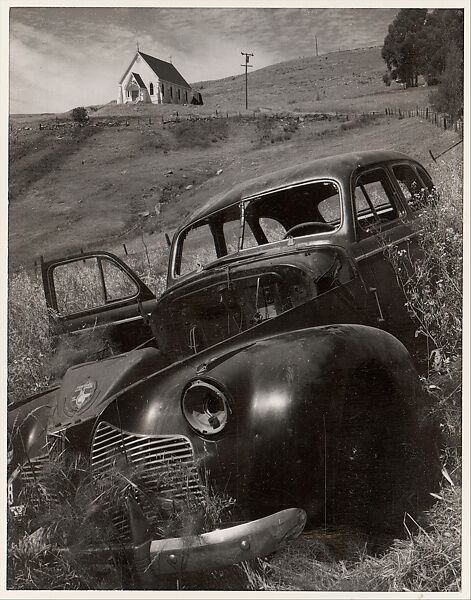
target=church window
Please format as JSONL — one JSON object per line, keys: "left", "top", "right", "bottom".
{"left": 150, "top": 82, "right": 154, "bottom": 95}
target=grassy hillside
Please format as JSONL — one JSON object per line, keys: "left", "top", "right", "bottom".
{"left": 192, "top": 46, "right": 430, "bottom": 113}
{"left": 8, "top": 46, "right": 449, "bottom": 268}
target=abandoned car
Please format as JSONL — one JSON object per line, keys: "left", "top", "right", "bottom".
{"left": 8, "top": 150, "right": 440, "bottom": 584}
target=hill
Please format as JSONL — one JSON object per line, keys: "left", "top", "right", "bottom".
{"left": 8, "top": 46, "right": 451, "bottom": 269}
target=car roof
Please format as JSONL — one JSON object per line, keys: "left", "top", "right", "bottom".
{"left": 183, "top": 150, "right": 411, "bottom": 227}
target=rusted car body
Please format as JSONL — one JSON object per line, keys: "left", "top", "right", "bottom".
{"left": 8, "top": 150, "right": 440, "bottom": 585}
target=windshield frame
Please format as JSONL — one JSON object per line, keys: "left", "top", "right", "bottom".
{"left": 171, "top": 177, "right": 344, "bottom": 279}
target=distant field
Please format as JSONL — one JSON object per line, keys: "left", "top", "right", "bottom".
{"left": 8, "top": 46, "right": 455, "bottom": 269}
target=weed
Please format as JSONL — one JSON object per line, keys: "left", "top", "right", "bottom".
{"left": 381, "top": 154, "right": 462, "bottom": 472}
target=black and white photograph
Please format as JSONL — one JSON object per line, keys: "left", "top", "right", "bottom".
{"left": 3, "top": 2, "right": 468, "bottom": 594}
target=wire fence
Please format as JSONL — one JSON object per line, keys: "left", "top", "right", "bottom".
{"left": 9, "top": 103, "right": 464, "bottom": 136}
{"left": 384, "top": 106, "right": 463, "bottom": 137}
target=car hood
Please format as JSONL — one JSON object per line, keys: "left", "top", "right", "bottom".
{"left": 48, "top": 348, "right": 164, "bottom": 429}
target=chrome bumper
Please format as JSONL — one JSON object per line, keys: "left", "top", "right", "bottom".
{"left": 127, "top": 497, "right": 306, "bottom": 585}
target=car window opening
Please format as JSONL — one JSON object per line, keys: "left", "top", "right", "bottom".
{"left": 175, "top": 181, "right": 342, "bottom": 277}
{"left": 163, "top": 248, "right": 354, "bottom": 360}
{"left": 354, "top": 168, "right": 400, "bottom": 237}
{"left": 392, "top": 163, "right": 436, "bottom": 211}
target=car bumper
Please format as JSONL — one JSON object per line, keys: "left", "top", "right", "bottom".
{"left": 127, "top": 497, "right": 306, "bottom": 585}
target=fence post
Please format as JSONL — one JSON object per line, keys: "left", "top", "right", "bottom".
{"left": 426, "top": 107, "right": 429, "bottom": 120}
{"left": 443, "top": 117, "right": 447, "bottom": 131}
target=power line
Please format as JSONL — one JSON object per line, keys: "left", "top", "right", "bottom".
{"left": 240, "top": 51, "right": 254, "bottom": 110}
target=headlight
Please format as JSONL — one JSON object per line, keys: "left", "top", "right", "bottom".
{"left": 182, "top": 380, "right": 230, "bottom": 436}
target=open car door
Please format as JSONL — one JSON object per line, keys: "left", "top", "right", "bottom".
{"left": 41, "top": 251, "right": 157, "bottom": 352}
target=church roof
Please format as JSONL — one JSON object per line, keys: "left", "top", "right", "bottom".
{"left": 131, "top": 72, "right": 146, "bottom": 88}
{"left": 139, "top": 51, "right": 191, "bottom": 88}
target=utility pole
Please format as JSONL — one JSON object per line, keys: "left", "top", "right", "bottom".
{"left": 315, "top": 36, "right": 318, "bottom": 57}
{"left": 240, "top": 51, "right": 254, "bottom": 110}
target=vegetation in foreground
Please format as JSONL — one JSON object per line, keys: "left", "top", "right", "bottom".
{"left": 7, "top": 153, "right": 462, "bottom": 590}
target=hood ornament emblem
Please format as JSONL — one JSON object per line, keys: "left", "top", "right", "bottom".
{"left": 69, "top": 380, "right": 97, "bottom": 412}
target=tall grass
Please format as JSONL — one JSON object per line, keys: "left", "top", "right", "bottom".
{"left": 8, "top": 269, "right": 55, "bottom": 404}
{"left": 8, "top": 450, "right": 235, "bottom": 590}
{"left": 241, "top": 486, "right": 461, "bottom": 592}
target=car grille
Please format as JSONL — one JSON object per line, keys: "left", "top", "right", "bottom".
{"left": 18, "top": 454, "right": 50, "bottom": 485}
{"left": 91, "top": 421, "right": 205, "bottom": 538}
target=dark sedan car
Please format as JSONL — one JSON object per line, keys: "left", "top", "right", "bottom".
{"left": 8, "top": 150, "right": 440, "bottom": 586}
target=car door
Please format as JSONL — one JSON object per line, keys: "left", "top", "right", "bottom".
{"left": 349, "top": 164, "right": 417, "bottom": 341}
{"left": 41, "top": 251, "right": 157, "bottom": 351}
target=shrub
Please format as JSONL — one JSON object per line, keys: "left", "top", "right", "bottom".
{"left": 71, "top": 107, "right": 88, "bottom": 123}
{"left": 382, "top": 71, "right": 392, "bottom": 86}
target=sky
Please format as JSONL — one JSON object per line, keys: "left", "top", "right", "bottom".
{"left": 9, "top": 7, "right": 398, "bottom": 114}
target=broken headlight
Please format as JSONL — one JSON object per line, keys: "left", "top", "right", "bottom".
{"left": 182, "top": 380, "right": 230, "bottom": 436}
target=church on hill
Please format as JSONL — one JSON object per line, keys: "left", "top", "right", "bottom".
{"left": 117, "top": 50, "right": 193, "bottom": 105}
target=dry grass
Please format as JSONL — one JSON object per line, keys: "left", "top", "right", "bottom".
{"left": 241, "top": 485, "right": 460, "bottom": 592}
{"left": 8, "top": 450, "right": 235, "bottom": 590}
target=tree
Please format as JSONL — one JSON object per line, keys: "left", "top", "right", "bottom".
{"left": 416, "top": 9, "right": 464, "bottom": 85}
{"left": 430, "top": 44, "right": 464, "bottom": 121}
{"left": 382, "top": 8, "right": 427, "bottom": 88}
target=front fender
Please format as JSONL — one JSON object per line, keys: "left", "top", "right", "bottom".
{"left": 8, "top": 388, "right": 58, "bottom": 470}
{"left": 98, "top": 324, "right": 423, "bottom": 520}
{"left": 197, "top": 324, "right": 423, "bottom": 516}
